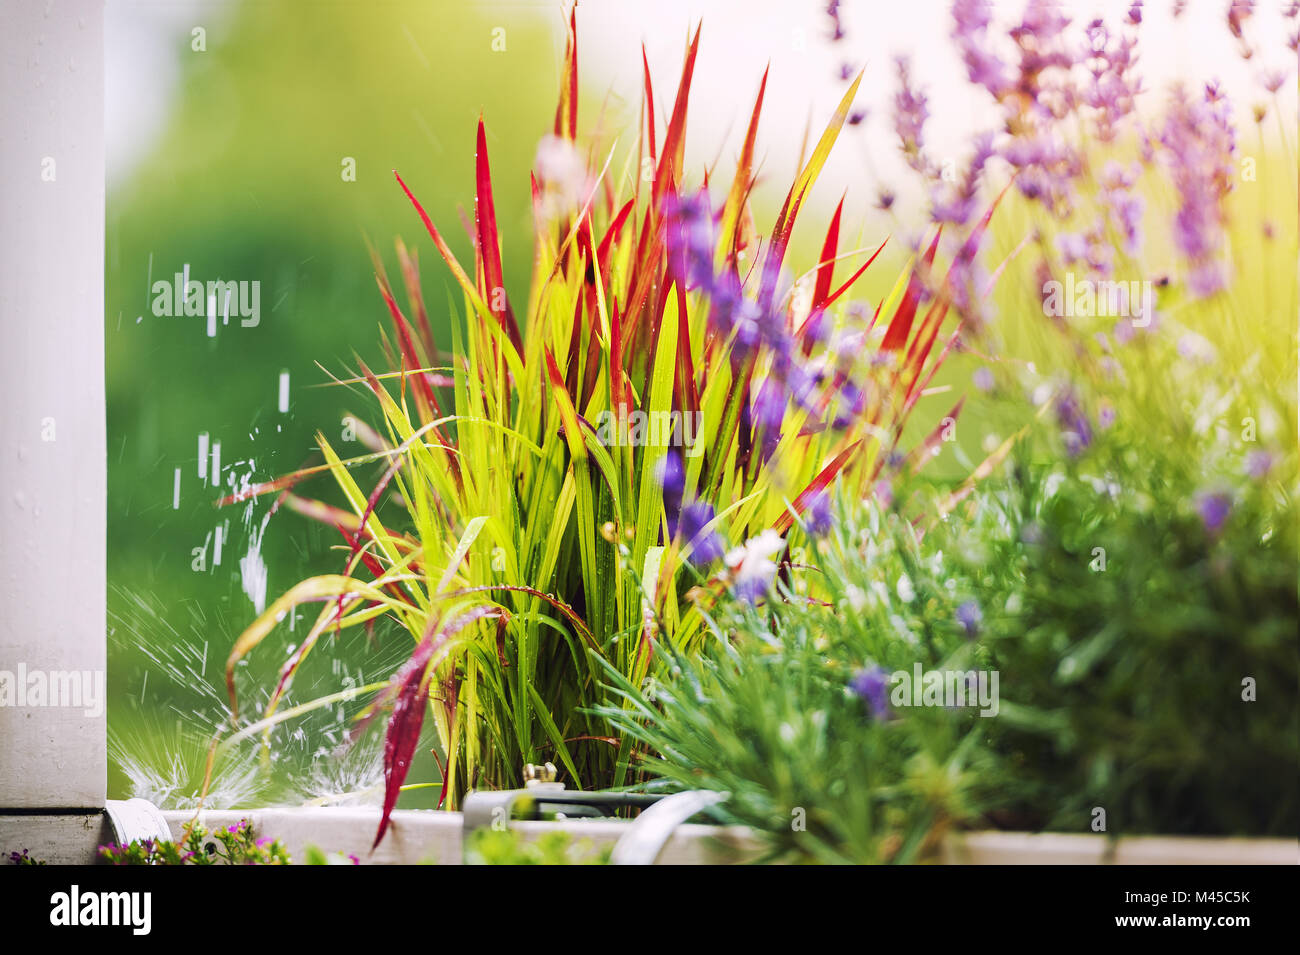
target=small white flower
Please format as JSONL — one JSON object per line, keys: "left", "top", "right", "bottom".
{"left": 896, "top": 573, "right": 915, "bottom": 603}
{"left": 844, "top": 585, "right": 868, "bottom": 614}
{"left": 725, "top": 529, "right": 785, "bottom": 603}
{"left": 534, "top": 135, "right": 592, "bottom": 219}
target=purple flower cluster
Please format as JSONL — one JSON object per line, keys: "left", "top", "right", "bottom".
{"left": 1099, "top": 160, "right": 1145, "bottom": 257}
{"left": 1054, "top": 387, "right": 1093, "bottom": 456}
{"left": 802, "top": 490, "right": 834, "bottom": 538}
{"left": 664, "top": 190, "right": 715, "bottom": 292}
{"left": 826, "top": 0, "right": 845, "bottom": 42}
{"left": 1083, "top": 18, "right": 1143, "bottom": 142}
{"left": 945, "top": 2, "right": 1150, "bottom": 226}
{"left": 893, "top": 56, "right": 931, "bottom": 175}
{"left": 679, "top": 499, "right": 726, "bottom": 564}
{"left": 952, "top": 0, "right": 1011, "bottom": 99}
{"left": 932, "top": 132, "right": 996, "bottom": 228}
{"left": 1159, "top": 84, "right": 1236, "bottom": 297}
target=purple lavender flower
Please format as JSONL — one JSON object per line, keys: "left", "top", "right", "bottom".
{"left": 1196, "top": 489, "right": 1232, "bottom": 534}
{"left": 1083, "top": 21, "right": 1144, "bottom": 143}
{"left": 679, "top": 501, "right": 725, "bottom": 564}
{"left": 826, "top": 0, "right": 845, "bottom": 41}
{"left": 893, "top": 56, "right": 931, "bottom": 173}
{"left": 1244, "top": 450, "right": 1274, "bottom": 479}
{"left": 1100, "top": 161, "right": 1145, "bottom": 256}
{"left": 850, "top": 665, "right": 892, "bottom": 721}
{"left": 1011, "top": 1, "right": 1075, "bottom": 77}
{"left": 831, "top": 380, "right": 866, "bottom": 429}
{"left": 1160, "top": 84, "right": 1235, "bottom": 298}
{"left": 752, "top": 377, "right": 786, "bottom": 462}
{"left": 657, "top": 449, "right": 685, "bottom": 535}
{"left": 874, "top": 479, "right": 895, "bottom": 510}
{"left": 1055, "top": 231, "right": 1088, "bottom": 263}
{"left": 664, "top": 190, "right": 714, "bottom": 290}
{"left": 803, "top": 490, "right": 834, "bottom": 537}
{"left": 951, "top": 0, "right": 1011, "bottom": 99}
{"left": 932, "top": 131, "right": 996, "bottom": 227}
{"left": 956, "top": 600, "right": 983, "bottom": 638}
{"left": 1227, "top": 0, "right": 1254, "bottom": 42}
{"left": 1054, "top": 388, "right": 1093, "bottom": 456}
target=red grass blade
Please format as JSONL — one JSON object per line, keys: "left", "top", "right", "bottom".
{"left": 904, "top": 397, "right": 964, "bottom": 474}
{"left": 475, "top": 119, "right": 524, "bottom": 355}
{"left": 880, "top": 227, "right": 941, "bottom": 351}
{"left": 374, "top": 606, "right": 499, "bottom": 848}
{"left": 811, "top": 195, "right": 844, "bottom": 309}
{"left": 771, "top": 439, "right": 862, "bottom": 536}
{"left": 758, "top": 69, "right": 863, "bottom": 309}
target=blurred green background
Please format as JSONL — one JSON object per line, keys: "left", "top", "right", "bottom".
{"left": 106, "top": 0, "right": 572, "bottom": 805}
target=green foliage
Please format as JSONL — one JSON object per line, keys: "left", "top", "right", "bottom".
{"left": 98, "top": 819, "right": 291, "bottom": 865}
{"left": 595, "top": 498, "right": 995, "bottom": 864}
{"left": 936, "top": 359, "right": 1298, "bottom": 836}
{"left": 465, "top": 828, "right": 611, "bottom": 865}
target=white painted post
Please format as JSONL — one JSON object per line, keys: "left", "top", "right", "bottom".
{"left": 0, "top": 0, "right": 107, "bottom": 810}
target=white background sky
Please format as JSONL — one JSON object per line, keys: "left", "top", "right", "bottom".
{"left": 108, "top": 0, "right": 1298, "bottom": 219}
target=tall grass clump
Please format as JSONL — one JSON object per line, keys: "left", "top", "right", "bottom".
{"left": 219, "top": 13, "right": 994, "bottom": 840}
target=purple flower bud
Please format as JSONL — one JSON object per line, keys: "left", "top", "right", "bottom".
{"left": 679, "top": 501, "right": 725, "bottom": 565}
{"left": 850, "top": 665, "right": 892, "bottom": 721}
{"left": 832, "top": 380, "right": 866, "bottom": 429}
{"left": 1054, "top": 388, "right": 1093, "bottom": 456}
{"left": 657, "top": 450, "right": 685, "bottom": 535}
{"left": 1195, "top": 489, "right": 1232, "bottom": 534}
{"left": 1244, "top": 450, "right": 1274, "bottom": 479}
{"left": 803, "top": 490, "right": 834, "bottom": 537}
{"left": 874, "top": 480, "right": 895, "bottom": 510}
{"left": 956, "top": 600, "right": 983, "bottom": 638}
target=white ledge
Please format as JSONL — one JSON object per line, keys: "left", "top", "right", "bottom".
{"left": 4, "top": 808, "right": 1295, "bottom": 865}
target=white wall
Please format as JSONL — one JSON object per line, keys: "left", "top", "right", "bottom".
{"left": 0, "top": 0, "right": 107, "bottom": 809}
